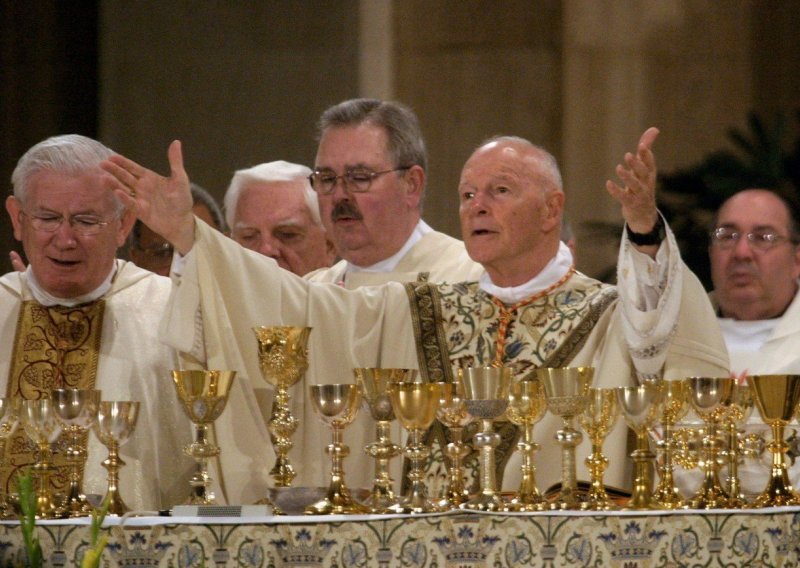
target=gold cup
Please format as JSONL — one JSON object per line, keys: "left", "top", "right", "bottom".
{"left": 388, "top": 381, "right": 443, "bottom": 513}
{"left": 354, "top": 367, "right": 416, "bottom": 513}
{"left": 306, "top": 383, "right": 368, "bottom": 514}
{"left": 93, "top": 401, "right": 140, "bottom": 516}
{"left": 172, "top": 370, "right": 236, "bottom": 505}
{"left": 51, "top": 388, "right": 101, "bottom": 517}
{"left": 505, "top": 377, "right": 547, "bottom": 511}
{"left": 616, "top": 382, "right": 664, "bottom": 510}
{"left": 540, "top": 367, "right": 593, "bottom": 510}
{"left": 747, "top": 374, "right": 800, "bottom": 507}
{"left": 0, "top": 398, "right": 20, "bottom": 519}
{"left": 724, "top": 383, "right": 754, "bottom": 507}
{"left": 653, "top": 379, "right": 689, "bottom": 509}
{"left": 20, "top": 398, "right": 64, "bottom": 519}
{"left": 578, "top": 387, "right": 620, "bottom": 511}
{"left": 685, "top": 376, "right": 734, "bottom": 509}
{"left": 434, "top": 375, "right": 474, "bottom": 509}
{"left": 253, "top": 326, "right": 311, "bottom": 488}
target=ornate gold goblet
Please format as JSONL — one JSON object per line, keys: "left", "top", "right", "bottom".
{"left": 747, "top": 374, "right": 800, "bottom": 507}
{"left": 20, "top": 398, "right": 64, "bottom": 519}
{"left": 505, "top": 377, "right": 547, "bottom": 511}
{"left": 52, "top": 388, "right": 100, "bottom": 517}
{"left": 172, "top": 370, "right": 236, "bottom": 505}
{"left": 306, "top": 383, "right": 369, "bottom": 514}
{"left": 434, "top": 377, "right": 473, "bottom": 509}
{"left": 539, "top": 366, "right": 593, "bottom": 510}
{"left": 460, "top": 366, "right": 512, "bottom": 511}
{"left": 616, "top": 382, "right": 664, "bottom": 510}
{"left": 354, "top": 367, "right": 416, "bottom": 513}
{"left": 724, "top": 383, "right": 754, "bottom": 508}
{"left": 653, "top": 379, "right": 689, "bottom": 509}
{"left": 253, "top": 326, "right": 311, "bottom": 488}
{"left": 578, "top": 387, "right": 619, "bottom": 511}
{"left": 686, "top": 376, "right": 734, "bottom": 509}
{"left": 93, "top": 401, "right": 140, "bottom": 516}
{"left": 0, "top": 398, "right": 20, "bottom": 519}
{"left": 388, "top": 381, "right": 443, "bottom": 513}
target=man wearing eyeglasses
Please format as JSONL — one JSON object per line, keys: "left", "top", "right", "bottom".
{"left": 0, "top": 134, "right": 192, "bottom": 511}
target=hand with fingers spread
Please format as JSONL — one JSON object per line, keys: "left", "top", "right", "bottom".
{"left": 100, "top": 140, "right": 196, "bottom": 255}
{"left": 606, "top": 127, "right": 660, "bottom": 236}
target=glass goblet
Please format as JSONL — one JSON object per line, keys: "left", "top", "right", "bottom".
{"left": 94, "top": 401, "right": 140, "bottom": 516}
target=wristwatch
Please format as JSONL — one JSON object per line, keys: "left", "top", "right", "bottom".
{"left": 626, "top": 215, "right": 665, "bottom": 246}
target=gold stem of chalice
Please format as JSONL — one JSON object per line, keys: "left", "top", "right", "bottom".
{"left": 387, "top": 381, "right": 442, "bottom": 514}
{"left": 653, "top": 379, "right": 689, "bottom": 509}
{"left": 21, "top": 399, "right": 64, "bottom": 519}
{"left": 354, "top": 368, "right": 416, "bottom": 513}
{"left": 578, "top": 387, "right": 619, "bottom": 511}
{"left": 0, "top": 399, "right": 20, "bottom": 519}
{"left": 253, "top": 326, "right": 311, "bottom": 488}
{"left": 540, "top": 367, "right": 593, "bottom": 510}
{"left": 617, "top": 382, "right": 664, "bottom": 510}
{"left": 686, "top": 376, "right": 734, "bottom": 509}
{"left": 94, "top": 401, "right": 140, "bottom": 516}
{"left": 505, "top": 377, "right": 547, "bottom": 511}
{"left": 747, "top": 374, "right": 800, "bottom": 507}
{"left": 52, "top": 389, "right": 100, "bottom": 517}
{"left": 724, "top": 383, "right": 753, "bottom": 508}
{"left": 434, "top": 376, "right": 474, "bottom": 510}
{"left": 172, "top": 370, "right": 236, "bottom": 505}
{"left": 460, "top": 366, "right": 512, "bottom": 512}
{"left": 307, "top": 383, "right": 369, "bottom": 514}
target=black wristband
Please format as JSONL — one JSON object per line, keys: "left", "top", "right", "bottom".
{"left": 626, "top": 215, "right": 665, "bottom": 246}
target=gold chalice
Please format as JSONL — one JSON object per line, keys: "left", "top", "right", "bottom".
{"left": 253, "top": 326, "right": 311, "bottom": 488}
{"left": 306, "top": 383, "right": 368, "bottom": 514}
{"left": 616, "top": 382, "right": 664, "bottom": 510}
{"left": 724, "top": 383, "right": 754, "bottom": 507}
{"left": 93, "top": 401, "right": 140, "bottom": 516}
{"left": 0, "top": 398, "right": 20, "bottom": 519}
{"left": 354, "top": 367, "right": 416, "bottom": 513}
{"left": 505, "top": 377, "right": 547, "bottom": 511}
{"left": 460, "top": 366, "right": 512, "bottom": 511}
{"left": 578, "top": 387, "right": 619, "bottom": 511}
{"left": 388, "top": 381, "right": 443, "bottom": 513}
{"left": 172, "top": 370, "right": 236, "bottom": 505}
{"left": 747, "top": 374, "right": 800, "bottom": 507}
{"left": 434, "top": 376, "right": 474, "bottom": 509}
{"left": 686, "top": 376, "right": 734, "bottom": 509}
{"left": 540, "top": 366, "right": 593, "bottom": 510}
{"left": 52, "top": 388, "right": 100, "bottom": 517}
{"left": 653, "top": 379, "right": 689, "bottom": 509}
{"left": 20, "top": 398, "right": 64, "bottom": 519}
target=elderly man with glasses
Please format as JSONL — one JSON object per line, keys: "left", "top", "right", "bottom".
{"left": 0, "top": 134, "right": 192, "bottom": 511}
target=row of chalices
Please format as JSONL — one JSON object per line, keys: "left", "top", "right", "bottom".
{"left": 0, "top": 391, "right": 139, "bottom": 519}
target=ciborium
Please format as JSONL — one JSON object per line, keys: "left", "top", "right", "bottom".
{"left": 306, "top": 383, "right": 369, "bottom": 514}
{"left": 461, "top": 366, "right": 512, "bottom": 511}
{"left": 579, "top": 387, "right": 619, "bottom": 511}
{"left": 505, "top": 377, "right": 547, "bottom": 511}
{"left": 52, "top": 388, "right": 100, "bottom": 517}
{"left": 617, "top": 382, "right": 664, "bottom": 510}
{"left": 94, "top": 401, "right": 140, "bottom": 516}
{"left": 540, "top": 367, "right": 593, "bottom": 510}
{"left": 434, "top": 376, "right": 474, "bottom": 509}
{"left": 388, "top": 381, "right": 443, "bottom": 513}
{"left": 20, "top": 398, "right": 64, "bottom": 519}
{"left": 653, "top": 379, "right": 689, "bottom": 509}
{"left": 747, "top": 374, "right": 800, "bottom": 507}
{"left": 172, "top": 370, "right": 236, "bottom": 505}
{"left": 686, "top": 376, "right": 734, "bottom": 509}
{"left": 724, "top": 383, "right": 754, "bottom": 507}
{"left": 253, "top": 326, "right": 311, "bottom": 488}
{"left": 0, "top": 398, "right": 20, "bottom": 518}
{"left": 354, "top": 367, "right": 416, "bottom": 513}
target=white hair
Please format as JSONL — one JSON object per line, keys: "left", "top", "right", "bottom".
{"left": 223, "top": 161, "right": 321, "bottom": 230}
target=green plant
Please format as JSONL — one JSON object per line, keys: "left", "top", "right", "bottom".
{"left": 16, "top": 472, "right": 42, "bottom": 568}
{"left": 80, "top": 497, "right": 110, "bottom": 568}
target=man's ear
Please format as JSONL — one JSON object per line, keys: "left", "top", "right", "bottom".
{"left": 543, "top": 190, "right": 565, "bottom": 232}
{"left": 116, "top": 206, "right": 138, "bottom": 248}
{"left": 404, "top": 165, "right": 426, "bottom": 209}
{"left": 5, "top": 196, "right": 23, "bottom": 241}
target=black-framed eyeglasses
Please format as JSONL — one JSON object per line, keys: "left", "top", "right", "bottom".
{"left": 308, "top": 166, "right": 411, "bottom": 195}
{"left": 21, "top": 211, "right": 115, "bottom": 236}
{"left": 710, "top": 227, "right": 796, "bottom": 251}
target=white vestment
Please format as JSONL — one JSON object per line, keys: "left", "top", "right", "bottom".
{"left": 0, "top": 261, "right": 194, "bottom": 511}
{"left": 163, "top": 220, "right": 728, "bottom": 504}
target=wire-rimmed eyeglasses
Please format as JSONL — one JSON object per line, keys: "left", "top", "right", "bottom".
{"left": 20, "top": 211, "right": 115, "bottom": 236}
{"left": 710, "top": 226, "right": 797, "bottom": 251}
{"left": 308, "top": 166, "right": 411, "bottom": 195}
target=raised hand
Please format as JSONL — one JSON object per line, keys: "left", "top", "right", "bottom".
{"left": 9, "top": 251, "right": 25, "bottom": 272}
{"left": 101, "top": 140, "right": 196, "bottom": 255}
{"left": 605, "top": 127, "right": 660, "bottom": 235}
